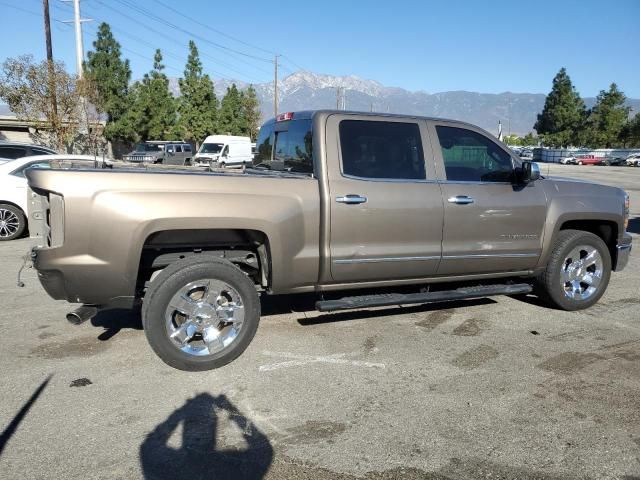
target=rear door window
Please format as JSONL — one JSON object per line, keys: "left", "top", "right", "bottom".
{"left": 339, "top": 120, "right": 426, "bottom": 180}
{"left": 435, "top": 126, "right": 514, "bottom": 182}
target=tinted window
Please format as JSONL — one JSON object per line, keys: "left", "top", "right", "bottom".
{"left": 184, "top": 144, "right": 192, "bottom": 152}
{"left": 436, "top": 126, "right": 514, "bottom": 182}
{"left": 175, "top": 145, "right": 183, "bottom": 153}
{"left": 339, "top": 120, "right": 425, "bottom": 180}
{"left": 253, "top": 119, "right": 313, "bottom": 174}
{"left": 0, "top": 146, "right": 28, "bottom": 159}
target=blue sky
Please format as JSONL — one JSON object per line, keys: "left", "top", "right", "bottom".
{"left": 1, "top": 0, "right": 639, "bottom": 97}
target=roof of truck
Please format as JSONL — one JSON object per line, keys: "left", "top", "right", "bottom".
{"left": 261, "top": 109, "right": 473, "bottom": 128}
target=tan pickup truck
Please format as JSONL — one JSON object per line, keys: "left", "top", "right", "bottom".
{"left": 25, "top": 110, "right": 632, "bottom": 371}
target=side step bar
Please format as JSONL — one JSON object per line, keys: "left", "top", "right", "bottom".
{"left": 316, "top": 283, "right": 532, "bottom": 313}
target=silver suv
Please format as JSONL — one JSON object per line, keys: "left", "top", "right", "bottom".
{"left": 123, "top": 141, "right": 193, "bottom": 166}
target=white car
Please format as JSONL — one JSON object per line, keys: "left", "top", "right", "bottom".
{"left": 560, "top": 156, "right": 577, "bottom": 165}
{"left": 0, "top": 154, "right": 114, "bottom": 241}
{"left": 193, "top": 135, "right": 253, "bottom": 168}
{"left": 625, "top": 154, "right": 640, "bottom": 167}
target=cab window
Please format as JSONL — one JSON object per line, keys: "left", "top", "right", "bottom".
{"left": 254, "top": 119, "right": 314, "bottom": 174}
{"left": 339, "top": 120, "right": 425, "bottom": 180}
{"left": 436, "top": 126, "right": 513, "bottom": 182}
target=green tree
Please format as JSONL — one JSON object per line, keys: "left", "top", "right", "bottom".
{"left": 521, "top": 132, "right": 538, "bottom": 146}
{"left": 217, "top": 84, "right": 245, "bottom": 135}
{"left": 585, "top": 83, "right": 630, "bottom": 148}
{"left": 129, "top": 49, "right": 177, "bottom": 141}
{"left": 177, "top": 41, "right": 217, "bottom": 148}
{"left": 620, "top": 112, "right": 640, "bottom": 147}
{"left": 0, "top": 55, "right": 79, "bottom": 151}
{"left": 241, "top": 85, "right": 261, "bottom": 140}
{"left": 84, "top": 23, "right": 133, "bottom": 141}
{"left": 534, "top": 68, "right": 586, "bottom": 147}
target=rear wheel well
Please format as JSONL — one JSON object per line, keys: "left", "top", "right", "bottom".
{"left": 136, "top": 229, "right": 271, "bottom": 298}
{"left": 559, "top": 220, "right": 617, "bottom": 260}
{"left": 0, "top": 201, "right": 25, "bottom": 215}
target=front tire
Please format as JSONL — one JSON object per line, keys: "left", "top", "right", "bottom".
{"left": 142, "top": 256, "right": 261, "bottom": 371}
{"left": 0, "top": 204, "right": 26, "bottom": 241}
{"left": 536, "top": 230, "right": 611, "bottom": 311}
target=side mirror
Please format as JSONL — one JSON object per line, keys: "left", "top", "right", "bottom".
{"left": 519, "top": 161, "right": 540, "bottom": 184}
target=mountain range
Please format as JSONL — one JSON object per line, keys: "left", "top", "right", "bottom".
{"left": 3, "top": 71, "right": 637, "bottom": 136}
{"left": 190, "top": 71, "right": 639, "bottom": 135}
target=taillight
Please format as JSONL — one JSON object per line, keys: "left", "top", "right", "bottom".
{"left": 624, "top": 192, "right": 630, "bottom": 231}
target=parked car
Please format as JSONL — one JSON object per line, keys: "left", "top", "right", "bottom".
{"left": 626, "top": 154, "right": 640, "bottom": 167}
{"left": 193, "top": 135, "right": 253, "bottom": 168}
{"left": 559, "top": 156, "right": 577, "bottom": 165}
{"left": 26, "top": 110, "right": 631, "bottom": 371}
{"left": 575, "top": 155, "right": 602, "bottom": 165}
{"left": 0, "top": 142, "right": 56, "bottom": 160}
{"left": 602, "top": 157, "right": 627, "bottom": 166}
{"left": 519, "top": 149, "right": 533, "bottom": 159}
{"left": 123, "top": 141, "right": 193, "bottom": 166}
{"left": 0, "top": 154, "right": 114, "bottom": 241}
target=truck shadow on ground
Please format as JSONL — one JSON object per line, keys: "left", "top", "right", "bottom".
{"left": 139, "top": 393, "right": 273, "bottom": 480}
{"left": 260, "top": 293, "right": 497, "bottom": 326}
{"left": 91, "top": 308, "right": 143, "bottom": 341}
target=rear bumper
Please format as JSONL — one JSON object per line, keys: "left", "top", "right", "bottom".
{"left": 614, "top": 233, "right": 632, "bottom": 271}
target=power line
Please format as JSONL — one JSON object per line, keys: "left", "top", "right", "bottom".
{"left": 154, "top": 0, "right": 277, "bottom": 57}
{"left": 112, "top": 0, "right": 273, "bottom": 64}
{"left": 89, "top": 0, "right": 266, "bottom": 83}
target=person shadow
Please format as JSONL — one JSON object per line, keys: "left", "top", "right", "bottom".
{"left": 140, "top": 393, "right": 274, "bottom": 480}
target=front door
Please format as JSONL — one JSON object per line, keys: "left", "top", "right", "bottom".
{"left": 428, "top": 122, "right": 547, "bottom": 275}
{"left": 326, "top": 114, "right": 444, "bottom": 283}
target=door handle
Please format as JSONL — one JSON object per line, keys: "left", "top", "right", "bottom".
{"left": 336, "top": 194, "right": 367, "bottom": 204}
{"left": 447, "top": 195, "right": 475, "bottom": 205}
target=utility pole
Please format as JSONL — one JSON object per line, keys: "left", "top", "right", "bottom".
{"left": 62, "top": 0, "right": 91, "bottom": 78}
{"left": 336, "top": 87, "right": 341, "bottom": 109}
{"left": 273, "top": 54, "right": 280, "bottom": 118}
{"left": 42, "top": 0, "right": 57, "bottom": 119}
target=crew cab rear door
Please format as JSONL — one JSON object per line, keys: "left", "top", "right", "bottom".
{"left": 428, "top": 120, "right": 547, "bottom": 275}
{"left": 326, "top": 114, "right": 444, "bottom": 283}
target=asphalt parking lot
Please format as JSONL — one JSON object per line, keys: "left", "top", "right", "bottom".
{"left": 0, "top": 164, "right": 639, "bottom": 480}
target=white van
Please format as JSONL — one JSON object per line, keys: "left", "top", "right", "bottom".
{"left": 194, "top": 135, "right": 252, "bottom": 168}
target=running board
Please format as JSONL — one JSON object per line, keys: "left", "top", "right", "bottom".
{"left": 316, "top": 283, "right": 532, "bottom": 312}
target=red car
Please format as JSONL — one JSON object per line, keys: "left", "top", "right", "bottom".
{"left": 576, "top": 155, "right": 603, "bottom": 165}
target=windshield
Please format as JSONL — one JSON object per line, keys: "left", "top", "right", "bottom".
{"left": 199, "top": 143, "right": 224, "bottom": 154}
{"left": 135, "top": 143, "right": 162, "bottom": 152}
{"left": 253, "top": 119, "right": 314, "bottom": 175}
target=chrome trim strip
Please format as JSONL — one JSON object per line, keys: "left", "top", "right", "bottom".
{"left": 442, "top": 253, "right": 539, "bottom": 259}
{"left": 333, "top": 255, "right": 440, "bottom": 265}
{"left": 617, "top": 244, "right": 632, "bottom": 251}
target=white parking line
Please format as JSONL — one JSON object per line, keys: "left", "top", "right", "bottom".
{"left": 259, "top": 350, "right": 386, "bottom": 372}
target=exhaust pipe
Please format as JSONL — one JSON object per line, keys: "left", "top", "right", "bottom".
{"left": 66, "top": 305, "right": 98, "bottom": 325}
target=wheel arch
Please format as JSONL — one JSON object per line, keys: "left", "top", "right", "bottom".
{"left": 135, "top": 228, "right": 273, "bottom": 298}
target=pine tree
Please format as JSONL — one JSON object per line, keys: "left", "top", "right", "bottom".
{"left": 585, "top": 83, "right": 630, "bottom": 148}
{"left": 534, "top": 68, "right": 586, "bottom": 147}
{"left": 84, "top": 23, "right": 133, "bottom": 141}
{"left": 177, "top": 41, "right": 217, "bottom": 148}
{"left": 217, "top": 84, "right": 244, "bottom": 135}
{"left": 241, "top": 85, "right": 261, "bottom": 140}
{"left": 130, "top": 49, "right": 177, "bottom": 141}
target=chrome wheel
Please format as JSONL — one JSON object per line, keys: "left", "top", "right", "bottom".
{"left": 165, "top": 279, "right": 245, "bottom": 357}
{"left": 0, "top": 208, "right": 20, "bottom": 238}
{"left": 560, "top": 245, "right": 603, "bottom": 301}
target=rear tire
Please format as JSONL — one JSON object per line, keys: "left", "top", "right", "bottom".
{"left": 536, "top": 230, "right": 611, "bottom": 311}
{"left": 142, "top": 256, "right": 261, "bottom": 371}
{"left": 0, "top": 204, "right": 26, "bottom": 241}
